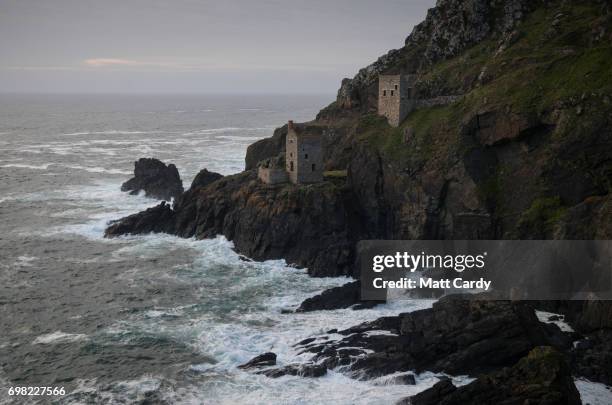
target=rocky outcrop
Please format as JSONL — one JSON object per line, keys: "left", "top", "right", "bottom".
{"left": 402, "top": 346, "right": 581, "bottom": 405}
{"left": 238, "top": 352, "right": 276, "bottom": 369}
{"left": 571, "top": 329, "right": 612, "bottom": 386}
{"left": 332, "top": 0, "right": 538, "bottom": 113}
{"left": 121, "top": 158, "right": 183, "bottom": 201}
{"left": 257, "top": 363, "right": 327, "bottom": 378}
{"left": 105, "top": 201, "right": 175, "bottom": 237}
{"left": 405, "top": 0, "right": 534, "bottom": 64}
{"left": 333, "top": 49, "right": 406, "bottom": 111}
{"left": 238, "top": 353, "right": 327, "bottom": 378}
{"left": 296, "top": 281, "right": 382, "bottom": 312}
{"left": 245, "top": 125, "right": 287, "bottom": 170}
{"left": 190, "top": 168, "right": 223, "bottom": 190}
{"left": 400, "top": 378, "right": 456, "bottom": 405}
{"left": 107, "top": 170, "right": 361, "bottom": 277}
{"left": 251, "top": 294, "right": 574, "bottom": 381}
{"left": 326, "top": 295, "right": 571, "bottom": 377}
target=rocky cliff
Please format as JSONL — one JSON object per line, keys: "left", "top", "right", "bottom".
{"left": 403, "top": 346, "right": 581, "bottom": 405}
{"left": 322, "top": 0, "right": 542, "bottom": 115}
{"left": 110, "top": 0, "right": 611, "bottom": 275}
{"left": 259, "top": 0, "right": 612, "bottom": 240}
{"left": 121, "top": 158, "right": 184, "bottom": 201}
{"left": 104, "top": 0, "right": 612, "bottom": 401}
{"left": 107, "top": 171, "right": 360, "bottom": 277}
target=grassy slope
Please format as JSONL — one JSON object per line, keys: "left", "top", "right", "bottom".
{"left": 354, "top": 1, "right": 611, "bottom": 237}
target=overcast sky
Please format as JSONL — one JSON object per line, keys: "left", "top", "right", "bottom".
{"left": 0, "top": 0, "right": 434, "bottom": 94}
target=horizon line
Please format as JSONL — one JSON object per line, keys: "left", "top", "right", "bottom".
{"left": 0, "top": 91, "right": 336, "bottom": 97}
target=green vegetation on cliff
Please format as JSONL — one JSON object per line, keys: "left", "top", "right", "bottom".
{"left": 352, "top": 0, "right": 611, "bottom": 239}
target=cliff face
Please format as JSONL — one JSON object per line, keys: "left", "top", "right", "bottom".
{"left": 107, "top": 171, "right": 360, "bottom": 277}
{"left": 121, "top": 158, "right": 184, "bottom": 201}
{"left": 325, "top": 0, "right": 541, "bottom": 115}
{"left": 247, "top": 0, "right": 612, "bottom": 242}
{"left": 109, "top": 0, "right": 611, "bottom": 277}
{"left": 245, "top": 125, "right": 288, "bottom": 171}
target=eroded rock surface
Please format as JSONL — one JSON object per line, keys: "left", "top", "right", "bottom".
{"left": 296, "top": 281, "right": 382, "bottom": 312}
{"left": 108, "top": 170, "right": 359, "bottom": 277}
{"left": 121, "top": 158, "right": 183, "bottom": 200}
{"left": 401, "top": 346, "right": 581, "bottom": 405}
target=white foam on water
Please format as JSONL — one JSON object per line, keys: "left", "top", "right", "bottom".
{"left": 157, "top": 370, "right": 472, "bottom": 405}
{"left": 32, "top": 331, "right": 88, "bottom": 345}
{"left": 63, "top": 376, "right": 164, "bottom": 404}
{"left": 535, "top": 310, "right": 575, "bottom": 332}
{"left": 41, "top": 180, "right": 161, "bottom": 241}
{"left": 1, "top": 163, "right": 52, "bottom": 170}
{"left": 362, "top": 330, "right": 399, "bottom": 337}
{"left": 182, "top": 127, "right": 271, "bottom": 136}
{"left": 86, "top": 147, "right": 117, "bottom": 155}
{"left": 86, "top": 231, "right": 438, "bottom": 404}
{"left": 61, "top": 130, "right": 157, "bottom": 136}
{"left": 61, "top": 164, "right": 131, "bottom": 175}
{"left": 216, "top": 135, "right": 270, "bottom": 141}
{"left": 575, "top": 378, "right": 612, "bottom": 405}
{"left": 13, "top": 255, "right": 38, "bottom": 267}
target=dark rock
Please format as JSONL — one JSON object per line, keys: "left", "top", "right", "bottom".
{"left": 570, "top": 300, "right": 612, "bottom": 333}
{"left": 257, "top": 363, "right": 327, "bottom": 378}
{"left": 237, "top": 352, "right": 277, "bottom": 370}
{"left": 293, "top": 294, "right": 572, "bottom": 380}
{"left": 106, "top": 170, "right": 359, "bottom": 277}
{"left": 387, "top": 373, "right": 416, "bottom": 385}
{"left": 190, "top": 168, "right": 223, "bottom": 190}
{"left": 331, "top": 0, "right": 537, "bottom": 113}
{"left": 296, "top": 281, "right": 383, "bottom": 312}
{"left": 573, "top": 338, "right": 593, "bottom": 351}
{"left": 105, "top": 201, "right": 175, "bottom": 237}
{"left": 403, "top": 347, "right": 581, "bottom": 405}
{"left": 245, "top": 125, "right": 287, "bottom": 170}
{"left": 571, "top": 330, "right": 612, "bottom": 385}
{"left": 297, "top": 337, "right": 316, "bottom": 346}
{"left": 351, "top": 301, "right": 382, "bottom": 310}
{"left": 555, "top": 195, "right": 612, "bottom": 239}
{"left": 397, "top": 378, "right": 455, "bottom": 405}
{"left": 121, "top": 158, "right": 183, "bottom": 201}
{"left": 245, "top": 122, "right": 352, "bottom": 173}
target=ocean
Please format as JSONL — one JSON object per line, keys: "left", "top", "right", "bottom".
{"left": 0, "top": 93, "right": 459, "bottom": 404}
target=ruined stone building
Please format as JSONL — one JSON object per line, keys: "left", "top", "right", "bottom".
{"left": 257, "top": 154, "right": 288, "bottom": 185}
{"left": 257, "top": 120, "right": 323, "bottom": 185}
{"left": 285, "top": 120, "right": 323, "bottom": 184}
{"left": 378, "top": 74, "right": 415, "bottom": 127}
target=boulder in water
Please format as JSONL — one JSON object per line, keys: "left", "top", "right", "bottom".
{"left": 121, "top": 158, "right": 183, "bottom": 201}
{"left": 237, "top": 352, "right": 277, "bottom": 369}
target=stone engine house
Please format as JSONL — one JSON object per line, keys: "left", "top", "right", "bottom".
{"left": 285, "top": 120, "right": 323, "bottom": 184}
{"left": 257, "top": 120, "right": 324, "bottom": 185}
{"left": 378, "top": 74, "right": 415, "bottom": 127}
